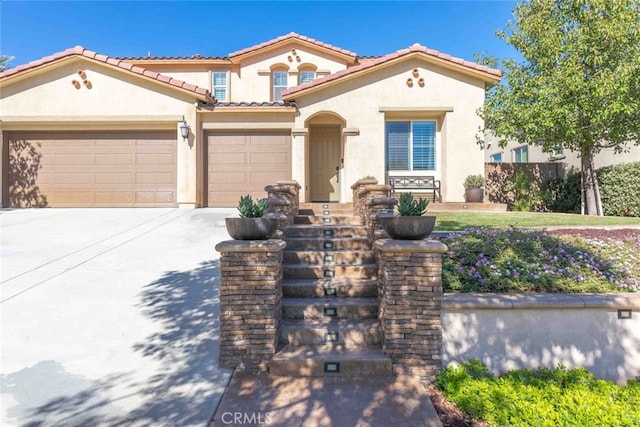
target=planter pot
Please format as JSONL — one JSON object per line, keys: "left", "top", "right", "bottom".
{"left": 465, "top": 188, "right": 485, "bottom": 203}
{"left": 225, "top": 217, "right": 277, "bottom": 240}
{"left": 380, "top": 215, "right": 436, "bottom": 240}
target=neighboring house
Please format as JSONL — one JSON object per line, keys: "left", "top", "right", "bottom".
{"left": 485, "top": 136, "right": 640, "bottom": 169}
{"left": 0, "top": 33, "right": 501, "bottom": 208}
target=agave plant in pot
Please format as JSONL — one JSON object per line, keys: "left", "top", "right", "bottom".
{"left": 379, "top": 192, "right": 436, "bottom": 240}
{"left": 225, "top": 195, "right": 277, "bottom": 240}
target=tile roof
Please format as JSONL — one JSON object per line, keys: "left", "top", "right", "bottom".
{"left": 283, "top": 43, "right": 502, "bottom": 97}
{"left": 229, "top": 32, "right": 357, "bottom": 59}
{"left": 0, "top": 46, "right": 215, "bottom": 102}
{"left": 200, "top": 101, "right": 297, "bottom": 109}
{"left": 115, "top": 54, "right": 228, "bottom": 61}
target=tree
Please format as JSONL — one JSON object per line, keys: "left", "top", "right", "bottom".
{"left": 0, "top": 55, "right": 13, "bottom": 72}
{"left": 479, "top": 0, "right": 640, "bottom": 215}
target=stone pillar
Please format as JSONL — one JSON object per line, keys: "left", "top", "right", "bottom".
{"left": 375, "top": 239, "right": 448, "bottom": 382}
{"left": 266, "top": 182, "right": 301, "bottom": 226}
{"left": 366, "top": 197, "right": 397, "bottom": 242}
{"left": 215, "top": 240, "right": 286, "bottom": 371}
{"left": 265, "top": 196, "right": 290, "bottom": 237}
{"left": 351, "top": 178, "right": 378, "bottom": 217}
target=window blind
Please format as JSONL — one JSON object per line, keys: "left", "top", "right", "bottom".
{"left": 412, "top": 121, "right": 436, "bottom": 170}
{"left": 386, "top": 122, "right": 410, "bottom": 170}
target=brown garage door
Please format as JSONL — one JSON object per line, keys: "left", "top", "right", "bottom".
{"left": 5, "top": 131, "right": 177, "bottom": 207}
{"left": 206, "top": 131, "right": 291, "bottom": 207}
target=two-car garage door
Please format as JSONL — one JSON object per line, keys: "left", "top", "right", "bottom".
{"left": 206, "top": 131, "right": 291, "bottom": 207}
{"left": 4, "top": 131, "right": 177, "bottom": 207}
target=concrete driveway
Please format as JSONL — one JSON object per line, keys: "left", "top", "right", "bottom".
{"left": 1, "top": 208, "right": 235, "bottom": 426}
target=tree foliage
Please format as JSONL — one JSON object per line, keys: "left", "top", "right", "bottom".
{"left": 0, "top": 55, "right": 13, "bottom": 72}
{"left": 480, "top": 0, "right": 640, "bottom": 214}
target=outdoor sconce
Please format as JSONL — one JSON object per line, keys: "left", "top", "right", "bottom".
{"left": 179, "top": 120, "right": 190, "bottom": 140}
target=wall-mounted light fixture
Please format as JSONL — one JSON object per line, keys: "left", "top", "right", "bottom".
{"left": 179, "top": 119, "right": 190, "bottom": 140}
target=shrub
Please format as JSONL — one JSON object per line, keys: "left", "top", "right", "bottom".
{"left": 463, "top": 174, "right": 485, "bottom": 189}
{"left": 397, "top": 192, "right": 429, "bottom": 216}
{"left": 237, "top": 195, "right": 267, "bottom": 218}
{"left": 439, "top": 228, "right": 639, "bottom": 292}
{"left": 598, "top": 161, "right": 640, "bottom": 217}
{"left": 543, "top": 169, "right": 581, "bottom": 213}
{"left": 437, "top": 360, "right": 640, "bottom": 426}
{"left": 507, "top": 170, "right": 542, "bottom": 212}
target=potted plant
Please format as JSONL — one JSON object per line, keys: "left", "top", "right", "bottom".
{"left": 225, "top": 195, "right": 277, "bottom": 240}
{"left": 379, "top": 192, "right": 436, "bottom": 240}
{"left": 464, "top": 174, "right": 485, "bottom": 203}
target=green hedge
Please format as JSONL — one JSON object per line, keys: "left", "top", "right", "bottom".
{"left": 599, "top": 161, "right": 640, "bottom": 217}
{"left": 437, "top": 360, "right": 640, "bottom": 426}
{"left": 544, "top": 161, "right": 640, "bottom": 217}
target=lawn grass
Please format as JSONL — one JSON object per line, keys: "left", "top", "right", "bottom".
{"left": 433, "top": 211, "right": 640, "bottom": 231}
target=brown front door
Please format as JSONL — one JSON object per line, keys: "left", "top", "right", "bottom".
{"left": 6, "top": 131, "right": 177, "bottom": 207}
{"left": 309, "top": 125, "right": 341, "bottom": 202}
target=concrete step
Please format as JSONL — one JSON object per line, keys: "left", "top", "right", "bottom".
{"left": 285, "top": 224, "right": 367, "bottom": 238}
{"left": 283, "top": 249, "right": 375, "bottom": 265}
{"left": 283, "top": 263, "right": 377, "bottom": 280}
{"left": 299, "top": 202, "right": 354, "bottom": 210}
{"left": 282, "top": 297, "right": 378, "bottom": 320}
{"left": 294, "top": 215, "right": 361, "bottom": 225}
{"left": 212, "top": 371, "right": 442, "bottom": 427}
{"left": 270, "top": 344, "right": 392, "bottom": 378}
{"left": 283, "top": 278, "right": 378, "bottom": 298}
{"left": 284, "top": 236, "right": 371, "bottom": 251}
{"left": 279, "top": 319, "right": 381, "bottom": 346}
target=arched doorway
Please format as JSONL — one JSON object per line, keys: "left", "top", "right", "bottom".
{"left": 306, "top": 113, "right": 345, "bottom": 202}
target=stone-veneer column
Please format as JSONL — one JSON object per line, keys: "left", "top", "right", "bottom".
{"left": 374, "top": 238, "right": 448, "bottom": 381}
{"left": 215, "top": 239, "right": 286, "bottom": 371}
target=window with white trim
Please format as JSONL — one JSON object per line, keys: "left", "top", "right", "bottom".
{"left": 385, "top": 121, "right": 436, "bottom": 171}
{"left": 299, "top": 70, "right": 315, "bottom": 84}
{"left": 273, "top": 71, "right": 288, "bottom": 101}
{"left": 491, "top": 153, "right": 502, "bottom": 163}
{"left": 212, "top": 72, "right": 227, "bottom": 102}
{"left": 512, "top": 145, "right": 528, "bottom": 163}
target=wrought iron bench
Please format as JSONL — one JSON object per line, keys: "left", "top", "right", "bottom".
{"left": 388, "top": 176, "right": 442, "bottom": 202}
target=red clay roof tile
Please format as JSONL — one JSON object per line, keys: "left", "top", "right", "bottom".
{"left": 0, "top": 45, "right": 215, "bottom": 102}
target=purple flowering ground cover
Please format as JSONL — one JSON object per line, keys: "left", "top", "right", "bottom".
{"left": 439, "top": 228, "right": 640, "bottom": 293}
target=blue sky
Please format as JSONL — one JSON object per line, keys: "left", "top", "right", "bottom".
{"left": 1, "top": 1, "right": 520, "bottom": 68}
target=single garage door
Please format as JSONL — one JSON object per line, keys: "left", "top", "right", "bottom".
{"left": 5, "top": 131, "right": 177, "bottom": 207}
{"left": 207, "top": 131, "right": 291, "bottom": 207}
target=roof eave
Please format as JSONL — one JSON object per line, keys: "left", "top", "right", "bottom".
{"left": 283, "top": 52, "right": 502, "bottom": 100}
{"left": 230, "top": 38, "right": 356, "bottom": 64}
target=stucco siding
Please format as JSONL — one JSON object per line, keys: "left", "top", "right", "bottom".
{"left": 233, "top": 44, "right": 349, "bottom": 103}
{"left": 294, "top": 58, "right": 487, "bottom": 202}
{"left": 1, "top": 60, "right": 195, "bottom": 119}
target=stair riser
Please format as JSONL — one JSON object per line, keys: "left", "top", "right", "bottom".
{"left": 294, "top": 216, "right": 361, "bottom": 225}
{"left": 279, "top": 328, "right": 381, "bottom": 346}
{"left": 269, "top": 359, "right": 392, "bottom": 378}
{"left": 284, "top": 266, "right": 377, "bottom": 280}
{"left": 284, "top": 239, "right": 371, "bottom": 251}
{"left": 283, "top": 304, "right": 378, "bottom": 320}
{"left": 283, "top": 283, "right": 378, "bottom": 298}
{"left": 286, "top": 227, "right": 367, "bottom": 238}
{"left": 283, "top": 251, "right": 375, "bottom": 265}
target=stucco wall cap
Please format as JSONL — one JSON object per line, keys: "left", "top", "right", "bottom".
{"left": 374, "top": 238, "right": 448, "bottom": 254}
{"left": 215, "top": 239, "right": 286, "bottom": 253}
{"left": 443, "top": 292, "right": 640, "bottom": 310}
